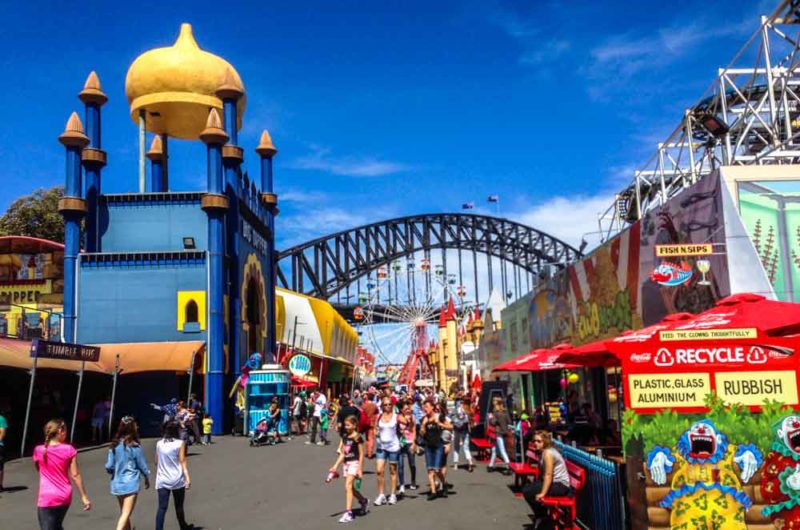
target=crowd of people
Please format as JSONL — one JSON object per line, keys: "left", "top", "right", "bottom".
{"left": 15, "top": 384, "right": 577, "bottom": 529}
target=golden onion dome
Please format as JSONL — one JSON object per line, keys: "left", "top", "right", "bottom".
{"left": 125, "top": 23, "right": 245, "bottom": 140}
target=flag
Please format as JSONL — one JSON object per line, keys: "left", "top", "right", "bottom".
{"left": 462, "top": 202, "right": 474, "bottom": 209}
{"left": 487, "top": 195, "right": 499, "bottom": 202}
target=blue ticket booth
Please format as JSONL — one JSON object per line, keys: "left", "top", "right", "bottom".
{"left": 245, "top": 366, "right": 291, "bottom": 435}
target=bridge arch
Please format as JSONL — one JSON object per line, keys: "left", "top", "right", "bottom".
{"left": 277, "top": 213, "right": 580, "bottom": 301}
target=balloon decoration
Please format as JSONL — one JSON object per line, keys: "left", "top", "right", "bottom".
{"left": 560, "top": 377, "right": 568, "bottom": 389}
{"left": 568, "top": 372, "right": 580, "bottom": 384}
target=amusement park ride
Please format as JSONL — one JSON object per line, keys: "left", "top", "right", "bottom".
{"left": 601, "top": 0, "right": 800, "bottom": 239}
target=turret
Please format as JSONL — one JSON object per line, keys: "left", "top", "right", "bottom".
{"left": 79, "top": 72, "right": 107, "bottom": 253}
{"left": 58, "top": 112, "right": 90, "bottom": 342}
{"left": 146, "top": 136, "right": 165, "bottom": 192}
{"left": 256, "top": 129, "right": 279, "bottom": 362}
{"left": 200, "top": 109, "right": 229, "bottom": 430}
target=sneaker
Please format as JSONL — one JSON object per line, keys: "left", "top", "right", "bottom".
{"left": 374, "top": 494, "right": 387, "bottom": 506}
{"left": 305, "top": 441, "right": 312, "bottom": 445}
{"left": 452, "top": 463, "right": 459, "bottom": 470}
{"left": 316, "top": 441, "right": 326, "bottom": 446}
{"left": 426, "top": 492, "right": 437, "bottom": 501}
{"left": 388, "top": 494, "right": 397, "bottom": 505}
{"left": 408, "top": 483, "right": 418, "bottom": 491}
{"left": 338, "top": 511, "right": 354, "bottom": 524}
{"left": 359, "top": 498, "right": 370, "bottom": 514}
{"left": 398, "top": 485, "right": 405, "bottom": 496}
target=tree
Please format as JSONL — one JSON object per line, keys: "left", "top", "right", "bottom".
{"left": 0, "top": 186, "right": 65, "bottom": 243}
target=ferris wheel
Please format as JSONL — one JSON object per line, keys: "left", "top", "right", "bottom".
{"left": 353, "top": 256, "right": 474, "bottom": 371}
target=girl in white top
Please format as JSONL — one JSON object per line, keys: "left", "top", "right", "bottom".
{"left": 155, "top": 421, "right": 191, "bottom": 530}
{"left": 373, "top": 397, "right": 401, "bottom": 506}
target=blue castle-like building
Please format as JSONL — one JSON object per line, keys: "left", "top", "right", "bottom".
{"left": 58, "top": 24, "right": 281, "bottom": 433}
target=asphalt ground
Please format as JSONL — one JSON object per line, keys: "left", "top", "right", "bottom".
{"left": 0, "top": 434, "right": 533, "bottom": 529}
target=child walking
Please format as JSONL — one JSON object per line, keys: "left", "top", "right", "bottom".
{"left": 201, "top": 414, "right": 213, "bottom": 445}
{"left": 328, "top": 416, "right": 369, "bottom": 523}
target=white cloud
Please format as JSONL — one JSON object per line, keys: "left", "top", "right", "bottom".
{"left": 288, "top": 146, "right": 412, "bottom": 177}
{"left": 279, "top": 206, "right": 371, "bottom": 247}
{"left": 509, "top": 193, "right": 615, "bottom": 249}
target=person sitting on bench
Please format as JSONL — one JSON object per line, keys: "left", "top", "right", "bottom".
{"left": 522, "top": 431, "right": 572, "bottom": 530}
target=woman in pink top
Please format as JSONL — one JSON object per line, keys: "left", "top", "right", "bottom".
{"left": 33, "top": 419, "right": 91, "bottom": 530}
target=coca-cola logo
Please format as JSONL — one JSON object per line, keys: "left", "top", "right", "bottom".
{"left": 630, "top": 353, "right": 652, "bottom": 363}
{"left": 655, "top": 348, "right": 675, "bottom": 367}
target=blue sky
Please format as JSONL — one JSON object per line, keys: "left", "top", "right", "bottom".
{"left": 0, "top": 0, "right": 772, "bottom": 249}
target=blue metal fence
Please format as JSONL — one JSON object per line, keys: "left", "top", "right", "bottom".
{"left": 555, "top": 440, "right": 627, "bottom": 530}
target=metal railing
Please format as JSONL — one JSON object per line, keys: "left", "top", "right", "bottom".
{"left": 555, "top": 440, "right": 628, "bottom": 530}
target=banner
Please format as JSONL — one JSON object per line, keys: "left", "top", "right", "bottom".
{"left": 30, "top": 338, "right": 100, "bottom": 362}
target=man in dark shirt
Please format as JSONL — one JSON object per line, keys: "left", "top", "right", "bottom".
{"left": 336, "top": 394, "right": 361, "bottom": 438}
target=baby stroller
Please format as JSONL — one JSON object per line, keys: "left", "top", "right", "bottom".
{"left": 250, "top": 416, "right": 280, "bottom": 446}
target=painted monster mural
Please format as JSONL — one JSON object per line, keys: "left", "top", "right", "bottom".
{"left": 647, "top": 420, "right": 762, "bottom": 529}
{"left": 762, "top": 415, "right": 800, "bottom": 529}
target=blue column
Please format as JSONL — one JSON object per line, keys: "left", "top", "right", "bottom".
{"left": 216, "top": 79, "right": 244, "bottom": 375}
{"left": 58, "top": 113, "right": 89, "bottom": 343}
{"left": 79, "top": 72, "right": 107, "bottom": 253}
{"left": 256, "top": 131, "right": 278, "bottom": 363}
{"left": 200, "top": 110, "right": 229, "bottom": 434}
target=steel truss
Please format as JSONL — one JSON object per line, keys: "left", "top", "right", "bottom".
{"left": 276, "top": 213, "right": 580, "bottom": 300}
{"left": 600, "top": 0, "right": 800, "bottom": 240}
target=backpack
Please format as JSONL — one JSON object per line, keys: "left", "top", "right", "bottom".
{"left": 299, "top": 400, "right": 308, "bottom": 418}
{"left": 357, "top": 407, "right": 371, "bottom": 434}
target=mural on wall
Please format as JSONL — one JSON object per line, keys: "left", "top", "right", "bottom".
{"left": 738, "top": 180, "right": 800, "bottom": 302}
{"left": 0, "top": 248, "right": 64, "bottom": 339}
{"left": 646, "top": 418, "right": 762, "bottom": 529}
{"left": 624, "top": 395, "right": 794, "bottom": 530}
{"left": 529, "top": 174, "right": 731, "bottom": 350}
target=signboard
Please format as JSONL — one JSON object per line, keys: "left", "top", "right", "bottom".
{"left": 30, "top": 339, "right": 100, "bottom": 362}
{"left": 628, "top": 373, "right": 710, "bottom": 408}
{"left": 622, "top": 338, "right": 798, "bottom": 412}
{"left": 655, "top": 243, "right": 713, "bottom": 257}
{"left": 288, "top": 353, "right": 311, "bottom": 377}
{"left": 659, "top": 328, "right": 757, "bottom": 341}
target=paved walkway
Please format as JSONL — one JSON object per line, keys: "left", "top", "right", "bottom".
{"left": 0, "top": 435, "right": 532, "bottom": 529}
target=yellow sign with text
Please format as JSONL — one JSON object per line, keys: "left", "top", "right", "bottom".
{"left": 655, "top": 244, "right": 713, "bottom": 257}
{"left": 715, "top": 371, "right": 798, "bottom": 406}
{"left": 628, "top": 373, "right": 710, "bottom": 408}
{"left": 659, "top": 328, "right": 757, "bottom": 341}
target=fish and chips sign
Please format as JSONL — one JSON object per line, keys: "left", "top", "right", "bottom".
{"left": 622, "top": 329, "right": 799, "bottom": 413}
{"left": 30, "top": 339, "right": 100, "bottom": 363}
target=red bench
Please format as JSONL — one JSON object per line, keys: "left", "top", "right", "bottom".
{"left": 470, "top": 437, "right": 493, "bottom": 462}
{"left": 508, "top": 462, "right": 539, "bottom": 491}
{"left": 539, "top": 460, "right": 586, "bottom": 530}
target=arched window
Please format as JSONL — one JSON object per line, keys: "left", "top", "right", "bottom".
{"left": 185, "top": 300, "right": 199, "bottom": 324}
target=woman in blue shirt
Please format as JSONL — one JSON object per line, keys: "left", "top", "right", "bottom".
{"left": 105, "top": 416, "right": 150, "bottom": 530}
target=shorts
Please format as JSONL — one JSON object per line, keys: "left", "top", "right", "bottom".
{"left": 375, "top": 447, "right": 400, "bottom": 464}
{"left": 425, "top": 446, "right": 444, "bottom": 469}
{"left": 343, "top": 461, "right": 361, "bottom": 477}
{"left": 91, "top": 418, "right": 104, "bottom": 429}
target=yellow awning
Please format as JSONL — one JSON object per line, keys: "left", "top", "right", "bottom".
{"left": 92, "top": 341, "right": 205, "bottom": 374}
{"left": 0, "top": 338, "right": 204, "bottom": 375}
